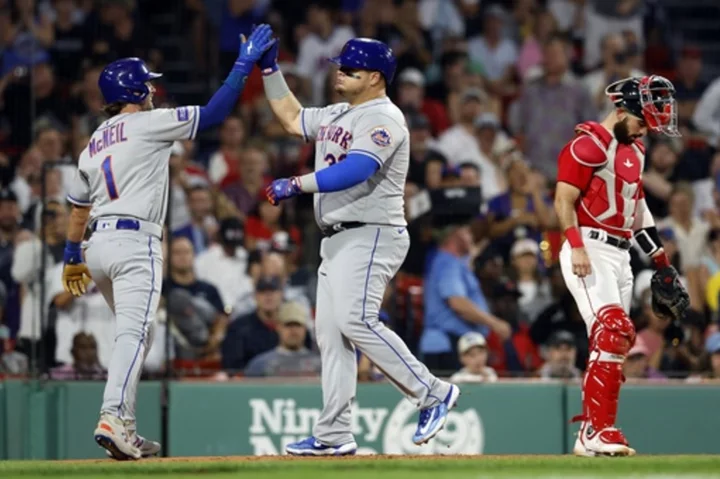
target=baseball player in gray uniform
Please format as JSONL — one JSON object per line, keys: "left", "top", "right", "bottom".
{"left": 61, "top": 25, "right": 275, "bottom": 460}
{"left": 261, "top": 38, "right": 460, "bottom": 456}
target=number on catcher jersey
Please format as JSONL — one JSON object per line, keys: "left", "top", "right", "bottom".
{"left": 300, "top": 97, "right": 409, "bottom": 227}
{"left": 67, "top": 106, "right": 201, "bottom": 226}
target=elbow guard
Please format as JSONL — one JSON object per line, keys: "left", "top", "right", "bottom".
{"left": 634, "top": 227, "right": 662, "bottom": 257}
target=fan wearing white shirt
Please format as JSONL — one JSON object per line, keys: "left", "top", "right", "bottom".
{"left": 296, "top": 3, "right": 355, "bottom": 106}
{"left": 194, "top": 216, "right": 253, "bottom": 315}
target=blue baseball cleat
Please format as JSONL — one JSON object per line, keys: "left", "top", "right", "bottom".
{"left": 285, "top": 436, "right": 358, "bottom": 456}
{"left": 413, "top": 384, "right": 461, "bottom": 445}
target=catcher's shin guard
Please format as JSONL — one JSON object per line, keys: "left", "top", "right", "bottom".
{"left": 577, "top": 305, "right": 635, "bottom": 433}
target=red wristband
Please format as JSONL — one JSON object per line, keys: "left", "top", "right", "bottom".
{"left": 652, "top": 253, "right": 671, "bottom": 269}
{"left": 564, "top": 227, "right": 584, "bottom": 248}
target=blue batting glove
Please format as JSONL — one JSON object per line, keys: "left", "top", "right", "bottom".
{"left": 266, "top": 177, "right": 302, "bottom": 205}
{"left": 258, "top": 39, "right": 279, "bottom": 75}
{"left": 232, "top": 24, "right": 275, "bottom": 76}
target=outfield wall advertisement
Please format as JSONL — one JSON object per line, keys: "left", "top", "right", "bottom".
{"left": 1, "top": 380, "right": 718, "bottom": 459}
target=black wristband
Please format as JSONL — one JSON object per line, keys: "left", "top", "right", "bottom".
{"left": 634, "top": 227, "right": 662, "bottom": 257}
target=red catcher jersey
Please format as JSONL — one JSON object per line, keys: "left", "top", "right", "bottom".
{"left": 556, "top": 121, "right": 645, "bottom": 239}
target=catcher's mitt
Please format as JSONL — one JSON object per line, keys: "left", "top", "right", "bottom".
{"left": 650, "top": 265, "right": 690, "bottom": 321}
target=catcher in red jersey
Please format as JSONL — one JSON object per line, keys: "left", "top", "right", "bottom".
{"left": 554, "top": 75, "right": 690, "bottom": 457}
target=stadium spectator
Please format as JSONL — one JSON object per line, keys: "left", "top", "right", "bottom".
{"left": 163, "top": 238, "right": 227, "bottom": 361}
{"left": 537, "top": 330, "right": 582, "bottom": 380}
{"left": 509, "top": 238, "right": 551, "bottom": 321}
{"left": 582, "top": 0, "right": 645, "bottom": 71}
{"left": 0, "top": 189, "right": 21, "bottom": 338}
{"left": 674, "top": 46, "right": 707, "bottom": 128}
{"left": 207, "top": 115, "right": 246, "bottom": 189}
{"left": 194, "top": 216, "right": 253, "bottom": 316}
{"left": 243, "top": 302, "right": 320, "bottom": 377}
{"left": 421, "top": 222, "right": 511, "bottom": 372}
{"left": 172, "top": 185, "right": 216, "bottom": 254}
{"left": 467, "top": 5, "right": 518, "bottom": 96}
{"left": 11, "top": 200, "right": 66, "bottom": 367}
{"left": 49, "top": 332, "right": 105, "bottom": 380}
{"left": 582, "top": 32, "right": 645, "bottom": 119}
{"left": 516, "top": 7, "right": 557, "bottom": 82}
{"left": 623, "top": 337, "right": 667, "bottom": 381}
{"left": 296, "top": 2, "right": 355, "bottom": 106}
{"left": 485, "top": 159, "right": 554, "bottom": 261}
{"left": 529, "top": 265, "right": 588, "bottom": 370}
{"left": 448, "top": 331, "right": 498, "bottom": 383}
{"left": 221, "top": 141, "right": 271, "bottom": 216}
{"left": 485, "top": 279, "right": 542, "bottom": 376}
{"left": 660, "top": 183, "right": 710, "bottom": 273}
{"left": 221, "top": 276, "right": 309, "bottom": 373}
{"left": 509, "top": 33, "right": 596, "bottom": 180}
{"left": 396, "top": 68, "right": 450, "bottom": 136}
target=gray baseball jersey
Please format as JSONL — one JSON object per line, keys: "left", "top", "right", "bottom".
{"left": 293, "top": 96, "right": 453, "bottom": 449}
{"left": 66, "top": 105, "right": 199, "bottom": 431}
{"left": 67, "top": 106, "right": 201, "bottom": 227}
{"left": 300, "top": 97, "right": 409, "bottom": 228}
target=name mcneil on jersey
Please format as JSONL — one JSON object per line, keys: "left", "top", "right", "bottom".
{"left": 316, "top": 124, "right": 353, "bottom": 149}
{"left": 89, "top": 122, "right": 128, "bottom": 157}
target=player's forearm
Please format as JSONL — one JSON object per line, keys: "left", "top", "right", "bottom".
{"left": 554, "top": 187, "right": 584, "bottom": 249}
{"left": 262, "top": 71, "right": 303, "bottom": 136}
{"left": 66, "top": 206, "right": 91, "bottom": 243}
{"left": 633, "top": 199, "right": 669, "bottom": 267}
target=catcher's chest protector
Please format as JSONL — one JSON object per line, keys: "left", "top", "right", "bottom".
{"left": 576, "top": 122, "right": 645, "bottom": 232}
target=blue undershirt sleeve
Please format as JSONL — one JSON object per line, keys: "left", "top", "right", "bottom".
{"left": 197, "top": 69, "right": 247, "bottom": 132}
{"left": 315, "top": 152, "right": 380, "bottom": 192}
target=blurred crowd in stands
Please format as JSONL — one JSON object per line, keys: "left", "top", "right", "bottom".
{"left": 2, "top": 0, "right": 720, "bottom": 384}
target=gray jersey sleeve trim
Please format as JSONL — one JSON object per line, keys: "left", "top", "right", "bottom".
{"left": 189, "top": 106, "right": 200, "bottom": 140}
{"left": 67, "top": 194, "right": 92, "bottom": 206}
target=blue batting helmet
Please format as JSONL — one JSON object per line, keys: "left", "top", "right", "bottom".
{"left": 98, "top": 57, "right": 162, "bottom": 105}
{"left": 328, "top": 38, "right": 397, "bottom": 84}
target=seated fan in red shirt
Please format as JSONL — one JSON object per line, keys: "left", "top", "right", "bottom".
{"left": 244, "top": 191, "right": 302, "bottom": 252}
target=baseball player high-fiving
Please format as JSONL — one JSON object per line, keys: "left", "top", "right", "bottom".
{"left": 260, "top": 38, "right": 460, "bottom": 456}
{"left": 61, "top": 25, "right": 275, "bottom": 460}
{"left": 554, "top": 76, "right": 690, "bottom": 457}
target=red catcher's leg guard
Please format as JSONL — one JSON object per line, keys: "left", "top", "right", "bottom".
{"left": 581, "top": 304, "right": 635, "bottom": 432}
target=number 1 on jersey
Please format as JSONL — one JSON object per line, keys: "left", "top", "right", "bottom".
{"left": 101, "top": 155, "right": 119, "bottom": 200}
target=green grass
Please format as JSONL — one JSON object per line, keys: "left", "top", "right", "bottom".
{"left": 1, "top": 455, "right": 720, "bottom": 479}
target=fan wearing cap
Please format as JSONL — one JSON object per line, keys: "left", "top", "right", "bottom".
{"left": 554, "top": 75, "right": 689, "bottom": 457}
{"left": 243, "top": 302, "right": 321, "bottom": 378}
{"left": 622, "top": 337, "right": 666, "bottom": 381}
{"left": 537, "top": 331, "right": 582, "bottom": 380}
{"left": 396, "top": 68, "right": 450, "bottom": 136}
{"left": 448, "top": 332, "right": 498, "bottom": 384}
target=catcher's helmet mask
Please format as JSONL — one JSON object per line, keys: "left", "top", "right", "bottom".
{"left": 328, "top": 38, "right": 397, "bottom": 84}
{"left": 605, "top": 75, "right": 680, "bottom": 137}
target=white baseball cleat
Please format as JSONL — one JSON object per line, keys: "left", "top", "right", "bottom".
{"left": 94, "top": 414, "right": 142, "bottom": 461}
{"left": 105, "top": 434, "right": 161, "bottom": 458}
{"left": 573, "top": 421, "right": 636, "bottom": 457}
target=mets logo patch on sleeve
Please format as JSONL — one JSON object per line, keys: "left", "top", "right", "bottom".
{"left": 176, "top": 107, "right": 190, "bottom": 122}
{"left": 370, "top": 127, "right": 393, "bottom": 147}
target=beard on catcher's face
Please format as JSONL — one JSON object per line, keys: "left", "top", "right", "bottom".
{"left": 613, "top": 116, "right": 643, "bottom": 145}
